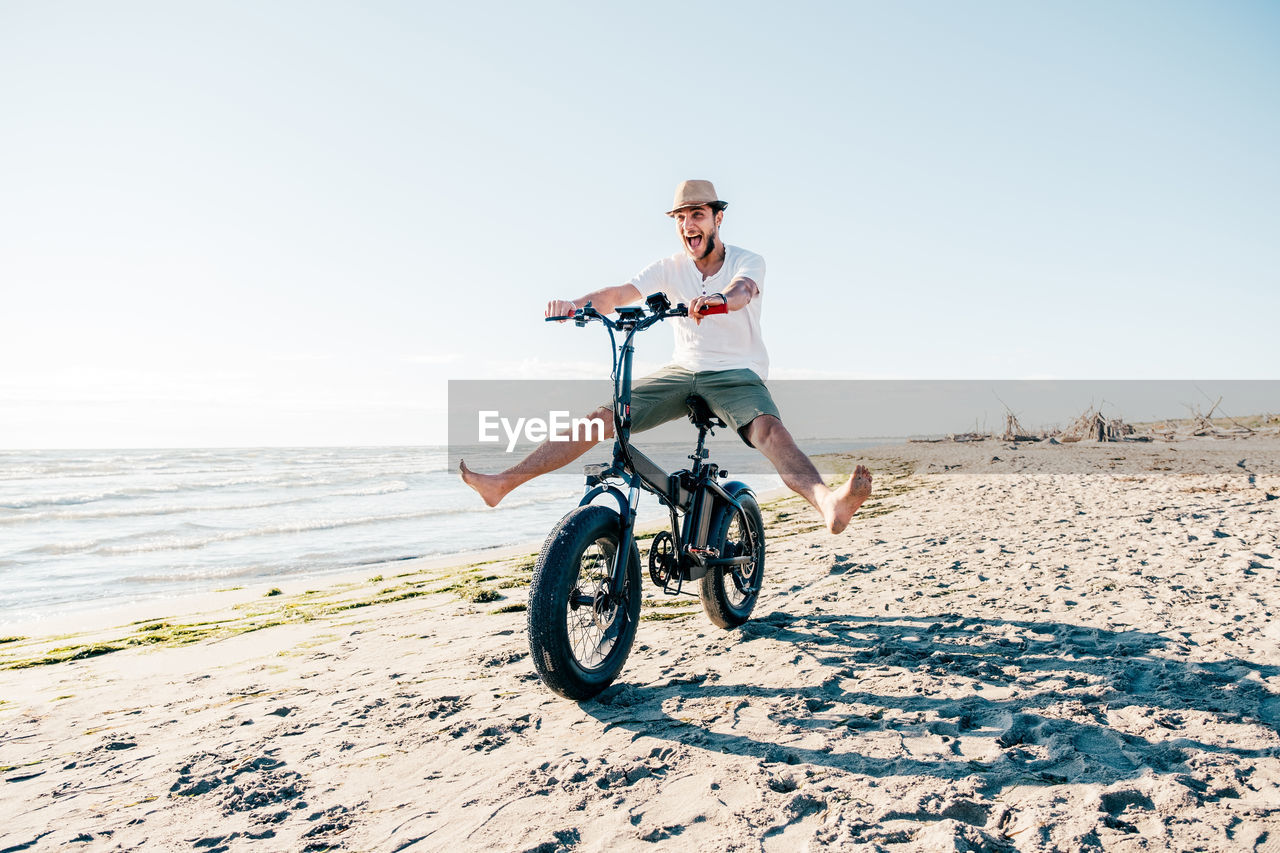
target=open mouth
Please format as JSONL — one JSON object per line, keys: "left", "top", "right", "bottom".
{"left": 685, "top": 234, "right": 703, "bottom": 253}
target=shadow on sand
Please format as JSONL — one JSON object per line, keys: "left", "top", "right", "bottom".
{"left": 584, "top": 610, "right": 1280, "bottom": 795}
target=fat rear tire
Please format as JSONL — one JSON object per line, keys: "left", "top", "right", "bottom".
{"left": 527, "top": 505, "right": 642, "bottom": 700}
{"left": 699, "top": 492, "right": 765, "bottom": 629}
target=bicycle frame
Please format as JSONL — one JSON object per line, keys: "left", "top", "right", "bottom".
{"left": 548, "top": 295, "right": 755, "bottom": 597}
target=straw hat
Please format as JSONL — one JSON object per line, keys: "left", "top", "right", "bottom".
{"left": 665, "top": 180, "right": 728, "bottom": 216}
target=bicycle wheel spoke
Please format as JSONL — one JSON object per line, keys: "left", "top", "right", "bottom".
{"left": 562, "top": 537, "right": 630, "bottom": 671}
{"left": 721, "top": 510, "right": 761, "bottom": 607}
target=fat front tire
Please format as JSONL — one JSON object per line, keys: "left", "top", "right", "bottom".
{"left": 699, "top": 492, "right": 766, "bottom": 629}
{"left": 527, "top": 505, "right": 642, "bottom": 700}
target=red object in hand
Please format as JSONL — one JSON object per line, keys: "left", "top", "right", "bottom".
{"left": 699, "top": 302, "right": 728, "bottom": 315}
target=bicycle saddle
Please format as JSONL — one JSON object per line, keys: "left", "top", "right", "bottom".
{"left": 685, "top": 395, "right": 726, "bottom": 430}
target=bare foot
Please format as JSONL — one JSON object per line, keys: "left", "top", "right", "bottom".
{"left": 823, "top": 464, "right": 873, "bottom": 534}
{"left": 459, "top": 460, "right": 508, "bottom": 508}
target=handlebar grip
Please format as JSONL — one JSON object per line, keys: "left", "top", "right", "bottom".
{"left": 698, "top": 303, "right": 728, "bottom": 316}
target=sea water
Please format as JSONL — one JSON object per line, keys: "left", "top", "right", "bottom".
{"left": 0, "top": 441, "right": 883, "bottom": 627}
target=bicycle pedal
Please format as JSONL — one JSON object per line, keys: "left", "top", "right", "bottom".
{"left": 685, "top": 546, "right": 720, "bottom": 559}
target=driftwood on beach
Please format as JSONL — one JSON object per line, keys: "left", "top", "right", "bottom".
{"left": 916, "top": 402, "right": 1277, "bottom": 446}
{"left": 1057, "top": 406, "right": 1135, "bottom": 443}
{"left": 1146, "top": 399, "right": 1274, "bottom": 441}
{"left": 1001, "top": 411, "right": 1040, "bottom": 442}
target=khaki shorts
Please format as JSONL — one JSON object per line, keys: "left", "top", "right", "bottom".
{"left": 606, "top": 366, "right": 780, "bottom": 447}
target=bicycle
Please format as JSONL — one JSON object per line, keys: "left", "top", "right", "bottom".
{"left": 529, "top": 292, "right": 766, "bottom": 700}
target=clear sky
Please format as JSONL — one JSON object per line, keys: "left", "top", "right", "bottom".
{"left": 2, "top": 1, "right": 1277, "bottom": 447}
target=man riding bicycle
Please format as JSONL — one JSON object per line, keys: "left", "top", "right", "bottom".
{"left": 460, "top": 180, "right": 873, "bottom": 534}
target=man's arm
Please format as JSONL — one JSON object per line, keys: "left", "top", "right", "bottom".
{"left": 689, "top": 276, "right": 759, "bottom": 323}
{"left": 545, "top": 283, "right": 642, "bottom": 320}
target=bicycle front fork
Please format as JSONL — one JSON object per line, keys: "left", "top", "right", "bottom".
{"left": 609, "top": 483, "right": 641, "bottom": 596}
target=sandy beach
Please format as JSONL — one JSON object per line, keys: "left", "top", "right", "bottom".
{"left": 2, "top": 435, "right": 1278, "bottom": 851}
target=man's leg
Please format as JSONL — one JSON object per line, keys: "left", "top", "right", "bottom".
{"left": 745, "top": 415, "right": 872, "bottom": 535}
{"left": 459, "top": 406, "right": 614, "bottom": 507}
{"left": 460, "top": 367, "right": 694, "bottom": 507}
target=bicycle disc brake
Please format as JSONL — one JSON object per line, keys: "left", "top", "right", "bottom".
{"left": 591, "top": 578, "right": 619, "bottom": 631}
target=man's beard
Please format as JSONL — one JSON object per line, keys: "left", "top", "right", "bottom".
{"left": 689, "top": 230, "right": 718, "bottom": 260}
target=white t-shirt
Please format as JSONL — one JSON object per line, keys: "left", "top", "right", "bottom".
{"left": 628, "top": 244, "right": 769, "bottom": 379}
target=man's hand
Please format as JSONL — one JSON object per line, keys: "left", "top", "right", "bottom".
{"left": 689, "top": 293, "right": 727, "bottom": 325}
{"left": 545, "top": 299, "right": 577, "bottom": 322}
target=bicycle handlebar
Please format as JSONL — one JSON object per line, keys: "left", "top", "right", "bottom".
{"left": 544, "top": 302, "right": 694, "bottom": 328}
